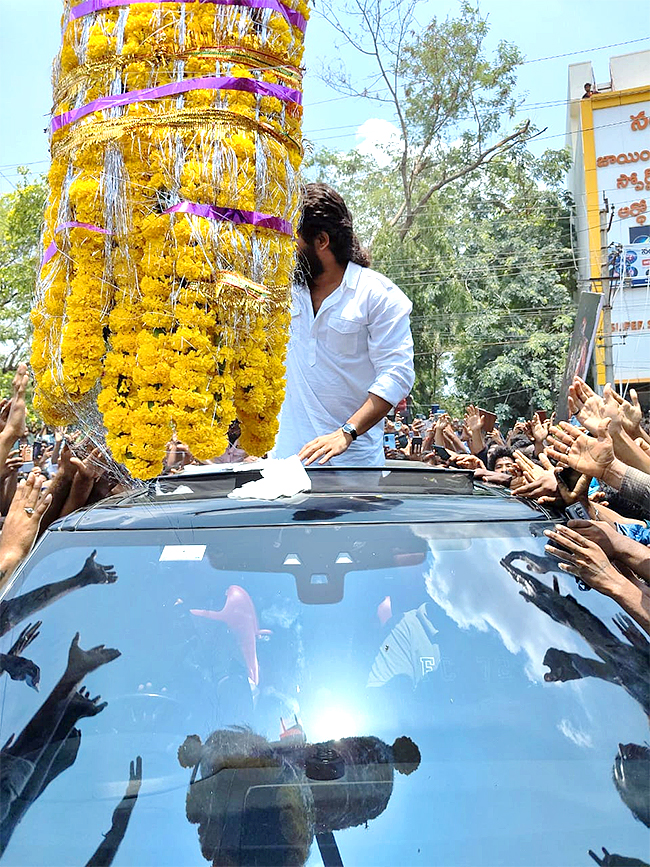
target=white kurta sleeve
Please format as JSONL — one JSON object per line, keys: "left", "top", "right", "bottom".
{"left": 366, "top": 283, "right": 415, "bottom": 406}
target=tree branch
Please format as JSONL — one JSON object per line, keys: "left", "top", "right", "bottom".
{"left": 393, "top": 122, "right": 537, "bottom": 239}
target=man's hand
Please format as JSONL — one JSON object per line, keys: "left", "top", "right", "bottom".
{"left": 547, "top": 419, "right": 616, "bottom": 480}
{"left": 0, "top": 364, "right": 30, "bottom": 475}
{"left": 529, "top": 413, "right": 548, "bottom": 444}
{"left": 299, "top": 429, "right": 352, "bottom": 466}
{"left": 0, "top": 364, "right": 29, "bottom": 444}
{"left": 451, "top": 453, "right": 485, "bottom": 471}
{"left": 0, "top": 471, "right": 52, "bottom": 583}
{"left": 71, "top": 446, "right": 105, "bottom": 481}
{"left": 543, "top": 524, "right": 624, "bottom": 596}
{"left": 606, "top": 383, "right": 645, "bottom": 439}
{"left": 568, "top": 377, "right": 614, "bottom": 436}
{"left": 0, "top": 399, "right": 11, "bottom": 434}
{"left": 564, "top": 518, "right": 620, "bottom": 559}
{"left": 513, "top": 451, "right": 560, "bottom": 501}
{"left": 1, "top": 450, "right": 22, "bottom": 479}
{"left": 464, "top": 405, "right": 483, "bottom": 433}
{"left": 35, "top": 445, "right": 54, "bottom": 471}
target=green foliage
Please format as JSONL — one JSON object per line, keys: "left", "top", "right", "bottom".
{"left": 446, "top": 149, "right": 576, "bottom": 425}
{"left": 310, "top": 0, "right": 577, "bottom": 422}
{"left": 319, "top": 0, "right": 530, "bottom": 239}
{"left": 0, "top": 169, "right": 46, "bottom": 372}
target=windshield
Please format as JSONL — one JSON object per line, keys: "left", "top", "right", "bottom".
{"left": 0, "top": 521, "right": 647, "bottom": 866}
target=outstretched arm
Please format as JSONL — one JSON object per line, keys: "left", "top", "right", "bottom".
{"left": 0, "top": 551, "right": 117, "bottom": 637}
{"left": 85, "top": 757, "right": 143, "bottom": 867}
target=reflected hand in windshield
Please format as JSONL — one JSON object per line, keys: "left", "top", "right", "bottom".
{"left": 0, "top": 633, "right": 120, "bottom": 855}
{"left": 0, "top": 552, "right": 117, "bottom": 638}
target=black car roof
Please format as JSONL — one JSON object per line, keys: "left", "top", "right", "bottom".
{"left": 51, "top": 466, "right": 552, "bottom": 531}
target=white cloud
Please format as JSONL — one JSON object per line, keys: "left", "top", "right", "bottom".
{"left": 557, "top": 718, "right": 594, "bottom": 749}
{"left": 419, "top": 536, "right": 582, "bottom": 682}
{"left": 355, "top": 118, "right": 401, "bottom": 167}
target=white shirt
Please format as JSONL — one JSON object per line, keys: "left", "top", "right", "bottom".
{"left": 273, "top": 261, "right": 414, "bottom": 466}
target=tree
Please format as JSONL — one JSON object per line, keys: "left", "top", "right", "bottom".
{"left": 0, "top": 170, "right": 47, "bottom": 372}
{"left": 310, "top": 1, "right": 575, "bottom": 420}
{"left": 449, "top": 149, "right": 576, "bottom": 424}
{"left": 319, "top": 0, "right": 540, "bottom": 241}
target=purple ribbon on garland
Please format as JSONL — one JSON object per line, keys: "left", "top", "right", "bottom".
{"left": 164, "top": 200, "right": 293, "bottom": 235}
{"left": 50, "top": 75, "right": 302, "bottom": 133}
{"left": 66, "top": 0, "right": 307, "bottom": 33}
{"left": 41, "top": 221, "right": 110, "bottom": 268}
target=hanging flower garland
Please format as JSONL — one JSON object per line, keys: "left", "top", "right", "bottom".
{"left": 32, "top": 0, "right": 308, "bottom": 479}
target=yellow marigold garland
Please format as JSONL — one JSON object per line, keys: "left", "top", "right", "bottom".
{"left": 32, "top": 0, "right": 308, "bottom": 478}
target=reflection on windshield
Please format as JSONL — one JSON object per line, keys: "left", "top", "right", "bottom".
{"left": 500, "top": 545, "right": 650, "bottom": 863}
{"left": 179, "top": 728, "right": 420, "bottom": 866}
{"left": 0, "top": 633, "right": 121, "bottom": 858}
{"left": 0, "top": 552, "right": 117, "bottom": 638}
{"left": 0, "top": 523, "right": 647, "bottom": 867}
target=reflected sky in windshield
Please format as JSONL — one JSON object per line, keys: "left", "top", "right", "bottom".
{"left": 0, "top": 522, "right": 647, "bottom": 867}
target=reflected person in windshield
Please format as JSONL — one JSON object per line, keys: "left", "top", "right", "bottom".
{"left": 178, "top": 727, "right": 420, "bottom": 865}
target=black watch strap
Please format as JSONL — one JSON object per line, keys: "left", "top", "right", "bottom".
{"left": 341, "top": 423, "right": 358, "bottom": 441}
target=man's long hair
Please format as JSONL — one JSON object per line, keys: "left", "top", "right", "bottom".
{"left": 299, "top": 182, "right": 370, "bottom": 268}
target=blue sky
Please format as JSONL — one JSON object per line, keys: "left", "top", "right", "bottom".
{"left": 0, "top": 0, "right": 648, "bottom": 193}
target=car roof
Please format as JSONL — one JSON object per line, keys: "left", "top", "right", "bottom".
{"left": 51, "top": 466, "right": 552, "bottom": 531}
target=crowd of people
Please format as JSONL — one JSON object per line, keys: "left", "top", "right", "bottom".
{"left": 1, "top": 356, "right": 648, "bottom": 642}
{"left": 380, "top": 378, "right": 650, "bottom": 637}
{"left": 0, "top": 181, "right": 648, "bottom": 647}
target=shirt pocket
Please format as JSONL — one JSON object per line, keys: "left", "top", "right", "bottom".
{"left": 326, "top": 315, "right": 363, "bottom": 357}
{"left": 289, "top": 305, "right": 302, "bottom": 337}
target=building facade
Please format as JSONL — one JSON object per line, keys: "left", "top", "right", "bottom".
{"left": 566, "top": 50, "right": 650, "bottom": 402}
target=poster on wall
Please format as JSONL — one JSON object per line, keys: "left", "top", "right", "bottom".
{"left": 609, "top": 240, "right": 650, "bottom": 287}
{"left": 556, "top": 291, "right": 604, "bottom": 420}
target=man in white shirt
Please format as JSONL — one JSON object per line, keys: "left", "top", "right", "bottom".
{"left": 273, "top": 183, "right": 414, "bottom": 466}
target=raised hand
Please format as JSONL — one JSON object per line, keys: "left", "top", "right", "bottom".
{"left": 543, "top": 524, "right": 623, "bottom": 595}
{"left": 529, "top": 413, "right": 548, "bottom": 444}
{"left": 8, "top": 621, "right": 42, "bottom": 657}
{"left": 125, "top": 756, "right": 143, "bottom": 800}
{"left": 464, "top": 404, "right": 483, "bottom": 433}
{"left": 57, "top": 443, "right": 76, "bottom": 479}
{"left": 0, "top": 399, "right": 11, "bottom": 434}
{"left": 1, "top": 364, "right": 29, "bottom": 443}
{"left": 568, "top": 377, "right": 614, "bottom": 436}
{"left": 66, "top": 632, "right": 121, "bottom": 681}
{"left": 0, "top": 471, "right": 52, "bottom": 581}
{"left": 77, "top": 550, "right": 118, "bottom": 586}
{"left": 513, "top": 450, "right": 559, "bottom": 501}
{"left": 547, "top": 419, "right": 615, "bottom": 480}
{"left": 1, "top": 449, "right": 22, "bottom": 478}
{"left": 564, "top": 519, "right": 621, "bottom": 559}
{"left": 70, "top": 447, "right": 105, "bottom": 482}
{"left": 605, "top": 383, "right": 645, "bottom": 439}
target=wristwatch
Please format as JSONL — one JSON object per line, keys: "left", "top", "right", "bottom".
{"left": 341, "top": 422, "right": 358, "bottom": 441}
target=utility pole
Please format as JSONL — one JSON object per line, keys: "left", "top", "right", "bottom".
{"left": 600, "top": 195, "right": 615, "bottom": 386}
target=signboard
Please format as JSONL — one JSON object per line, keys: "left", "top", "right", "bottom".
{"left": 593, "top": 102, "right": 650, "bottom": 248}
{"left": 592, "top": 101, "right": 650, "bottom": 383}
{"left": 556, "top": 291, "right": 604, "bottom": 420}
{"left": 610, "top": 282, "right": 650, "bottom": 385}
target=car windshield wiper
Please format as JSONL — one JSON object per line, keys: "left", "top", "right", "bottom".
{"left": 316, "top": 831, "right": 344, "bottom": 866}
